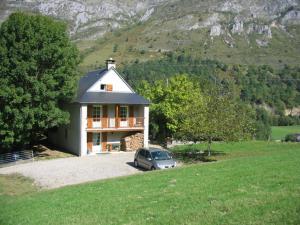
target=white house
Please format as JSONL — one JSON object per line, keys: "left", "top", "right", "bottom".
{"left": 49, "top": 59, "right": 150, "bottom": 156}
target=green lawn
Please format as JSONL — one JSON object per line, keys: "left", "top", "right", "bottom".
{"left": 271, "top": 125, "right": 300, "bottom": 140}
{"left": 1, "top": 141, "right": 300, "bottom": 225}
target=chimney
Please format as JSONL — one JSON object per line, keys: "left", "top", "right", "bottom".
{"left": 106, "top": 58, "right": 116, "bottom": 70}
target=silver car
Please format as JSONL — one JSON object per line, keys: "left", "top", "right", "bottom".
{"left": 134, "top": 148, "right": 176, "bottom": 170}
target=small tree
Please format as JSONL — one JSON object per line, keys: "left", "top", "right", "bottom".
{"left": 0, "top": 13, "right": 80, "bottom": 151}
{"left": 178, "top": 89, "right": 255, "bottom": 156}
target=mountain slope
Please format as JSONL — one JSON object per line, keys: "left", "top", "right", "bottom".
{"left": 1, "top": 0, "right": 300, "bottom": 69}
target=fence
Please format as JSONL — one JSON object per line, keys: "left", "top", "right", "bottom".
{"left": 0, "top": 150, "right": 34, "bottom": 167}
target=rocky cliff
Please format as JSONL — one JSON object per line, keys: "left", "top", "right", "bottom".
{"left": 1, "top": 0, "right": 299, "bottom": 41}
{"left": 1, "top": 0, "right": 300, "bottom": 67}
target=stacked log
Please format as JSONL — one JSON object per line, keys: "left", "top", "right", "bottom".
{"left": 121, "top": 132, "right": 144, "bottom": 151}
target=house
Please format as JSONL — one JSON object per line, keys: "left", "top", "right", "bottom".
{"left": 49, "top": 58, "right": 150, "bottom": 156}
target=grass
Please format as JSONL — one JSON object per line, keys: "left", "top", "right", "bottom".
{"left": 271, "top": 125, "right": 300, "bottom": 140}
{"left": 0, "top": 141, "right": 300, "bottom": 225}
{"left": 0, "top": 174, "right": 39, "bottom": 196}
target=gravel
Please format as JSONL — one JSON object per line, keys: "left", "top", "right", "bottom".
{"left": 0, "top": 152, "right": 142, "bottom": 189}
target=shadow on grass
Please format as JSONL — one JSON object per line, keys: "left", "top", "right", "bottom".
{"left": 172, "top": 150, "right": 226, "bottom": 163}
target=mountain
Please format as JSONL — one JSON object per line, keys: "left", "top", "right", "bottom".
{"left": 1, "top": 0, "right": 300, "bottom": 70}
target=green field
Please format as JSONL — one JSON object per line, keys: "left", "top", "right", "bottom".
{"left": 271, "top": 125, "right": 300, "bottom": 140}
{"left": 1, "top": 141, "right": 300, "bottom": 225}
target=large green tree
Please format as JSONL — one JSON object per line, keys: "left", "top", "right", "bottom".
{"left": 178, "top": 89, "right": 255, "bottom": 156}
{"left": 137, "top": 74, "right": 203, "bottom": 141}
{"left": 0, "top": 12, "right": 80, "bottom": 151}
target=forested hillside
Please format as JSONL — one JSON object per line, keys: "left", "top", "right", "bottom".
{"left": 122, "top": 54, "right": 299, "bottom": 111}
{"left": 121, "top": 54, "right": 300, "bottom": 138}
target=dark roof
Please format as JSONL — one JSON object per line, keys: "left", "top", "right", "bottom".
{"left": 77, "top": 69, "right": 107, "bottom": 98}
{"left": 75, "top": 68, "right": 149, "bottom": 105}
{"left": 76, "top": 92, "right": 150, "bottom": 105}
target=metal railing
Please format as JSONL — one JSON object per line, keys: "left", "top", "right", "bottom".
{"left": 0, "top": 150, "right": 34, "bottom": 167}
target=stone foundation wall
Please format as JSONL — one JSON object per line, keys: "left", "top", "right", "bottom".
{"left": 121, "top": 132, "right": 144, "bottom": 151}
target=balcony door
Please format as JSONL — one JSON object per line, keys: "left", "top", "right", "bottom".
{"left": 92, "top": 105, "right": 102, "bottom": 128}
{"left": 120, "top": 106, "right": 128, "bottom": 127}
{"left": 108, "top": 105, "right": 115, "bottom": 128}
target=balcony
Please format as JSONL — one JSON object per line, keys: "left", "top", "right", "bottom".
{"left": 87, "top": 117, "right": 144, "bottom": 131}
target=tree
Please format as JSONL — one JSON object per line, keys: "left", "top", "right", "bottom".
{"left": 0, "top": 12, "right": 80, "bottom": 151}
{"left": 137, "top": 74, "right": 202, "bottom": 141}
{"left": 178, "top": 89, "right": 255, "bottom": 156}
{"left": 254, "top": 108, "right": 271, "bottom": 140}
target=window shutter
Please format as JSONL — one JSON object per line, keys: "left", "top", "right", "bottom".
{"left": 102, "top": 105, "right": 108, "bottom": 128}
{"left": 87, "top": 132, "right": 93, "bottom": 152}
{"left": 87, "top": 105, "right": 93, "bottom": 128}
{"left": 106, "top": 84, "right": 113, "bottom": 91}
{"left": 129, "top": 105, "right": 134, "bottom": 127}
{"left": 115, "top": 105, "right": 120, "bottom": 128}
{"left": 102, "top": 133, "right": 107, "bottom": 152}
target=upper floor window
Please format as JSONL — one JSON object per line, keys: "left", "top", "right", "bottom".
{"left": 93, "top": 105, "right": 102, "bottom": 122}
{"left": 100, "top": 84, "right": 106, "bottom": 90}
{"left": 120, "top": 106, "right": 128, "bottom": 121}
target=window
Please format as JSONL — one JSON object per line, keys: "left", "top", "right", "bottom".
{"left": 93, "top": 105, "right": 101, "bottom": 122}
{"left": 100, "top": 84, "right": 106, "bottom": 90}
{"left": 145, "top": 151, "right": 151, "bottom": 159}
{"left": 120, "top": 106, "right": 128, "bottom": 121}
{"left": 100, "top": 84, "right": 113, "bottom": 91}
{"left": 139, "top": 149, "right": 146, "bottom": 157}
{"left": 150, "top": 151, "right": 172, "bottom": 160}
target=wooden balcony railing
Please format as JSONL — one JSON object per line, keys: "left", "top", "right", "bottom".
{"left": 89, "top": 117, "right": 144, "bottom": 129}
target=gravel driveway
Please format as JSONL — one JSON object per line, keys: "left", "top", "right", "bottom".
{"left": 0, "top": 152, "right": 141, "bottom": 189}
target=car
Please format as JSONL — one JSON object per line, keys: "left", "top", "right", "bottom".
{"left": 134, "top": 147, "right": 176, "bottom": 170}
{"left": 285, "top": 133, "right": 300, "bottom": 142}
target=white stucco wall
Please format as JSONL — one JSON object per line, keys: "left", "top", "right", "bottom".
{"left": 107, "top": 132, "right": 126, "bottom": 144}
{"left": 48, "top": 104, "right": 81, "bottom": 155}
{"left": 87, "top": 69, "right": 133, "bottom": 93}
{"left": 135, "top": 105, "right": 144, "bottom": 117}
{"left": 80, "top": 105, "right": 87, "bottom": 156}
{"left": 143, "top": 106, "right": 149, "bottom": 148}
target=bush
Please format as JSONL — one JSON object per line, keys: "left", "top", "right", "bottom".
{"left": 255, "top": 108, "right": 271, "bottom": 140}
{"left": 277, "top": 115, "right": 300, "bottom": 126}
{"left": 255, "top": 121, "right": 271, "bottom": 140}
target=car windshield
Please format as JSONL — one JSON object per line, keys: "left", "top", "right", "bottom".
{"left": 151, "top": 151, "right": 171, "bottom": 161}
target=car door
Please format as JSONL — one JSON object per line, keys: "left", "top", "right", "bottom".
{"left": 137, "top": 149, "right": 147, "bottom": 168}
{"left": 144, "top": 150, "right": 153, "bottom": 170}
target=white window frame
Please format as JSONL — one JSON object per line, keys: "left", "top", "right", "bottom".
{"left": 92, "top": 105, "right": 102, "bottom": 122}
{"left": 120, "top": 105, "right": 128, "bottom": 121}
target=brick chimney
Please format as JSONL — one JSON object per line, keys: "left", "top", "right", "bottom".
{"left": 106, "top": 58, "right": 116, "bottom": 70}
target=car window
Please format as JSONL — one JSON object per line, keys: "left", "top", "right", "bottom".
{"left": 139, "top": 149, "right": 146, "bottom": 157}
{"left": 151, "top": 151, "right": 171, "bottom": 160}
{"left": 145, "top": 151, "right": 151, "bottom": 159}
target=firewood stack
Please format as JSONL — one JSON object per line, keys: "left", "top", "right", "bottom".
{"left": 121, "top": 132, "right": 144, "bottom": 151}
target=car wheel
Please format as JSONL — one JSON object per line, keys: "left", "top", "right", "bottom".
{"left": 134, "top": 159, "right": 139, "bottom": 168}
